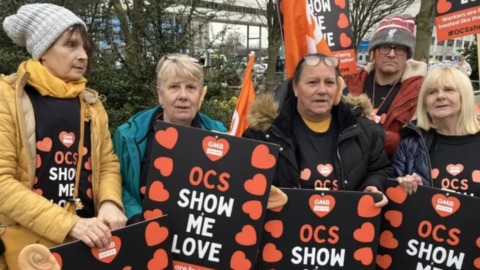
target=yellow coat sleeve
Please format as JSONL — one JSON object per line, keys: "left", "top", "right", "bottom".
{"left": 0, "top": 83, "right": 79, "bottom": 244}
{"left": 95, "top": 101, "right": 124, "bottom": 212}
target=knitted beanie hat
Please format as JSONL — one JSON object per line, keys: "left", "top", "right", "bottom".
{"left": 368, "top": 14, "right": 416, "bottom": 59}
{"left": 3, "top": 4, "right": 86, "bottom": 60}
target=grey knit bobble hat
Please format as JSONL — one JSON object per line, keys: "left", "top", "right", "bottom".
{"left": 3, "top": 3, "right": 86, "bottom": 60}
{"left": 368, "top": 14, "right": 416, "bottom": 59}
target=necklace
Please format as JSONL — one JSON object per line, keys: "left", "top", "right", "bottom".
{"left": 372, "top": 77, "right": 400, "bottom": 112}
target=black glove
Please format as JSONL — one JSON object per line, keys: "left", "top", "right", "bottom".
{"left": 0, "top": 238, "right": 5, "bottom": 256}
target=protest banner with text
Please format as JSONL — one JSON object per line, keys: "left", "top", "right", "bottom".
{"left": 50, "top": 215, "right": 172, "bottom": 270}
{"left": 435, "top": 0, "right": 480, "bottom": 42}
{"left": 376, "top": 180, "right": 480, "bottom": 270}
{"left": 258, "top": 188, "right": 382, "bottom": 270}
{"left": 143, "top": 121, "right": 280, "bottom": 270}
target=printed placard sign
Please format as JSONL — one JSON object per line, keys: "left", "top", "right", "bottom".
{"left": 50, "top": 215, "right": 172, "bottom": 269}
{"left": 306, "top": 0, "right": 357, "bottom": 75}
{"left": 277, "top": 0, "right": 357, "bottom": 76}
{"left": 258, "top": 188, "right": 382, "bottom": 269}
{"left": 377, "top": 180, "right": 480, "bottom": 270}
{"left": 143, "top": 121, "right": 280, "bottom": 270}
{"left": 435, "top": 0, "right": 480, "bottom": 41}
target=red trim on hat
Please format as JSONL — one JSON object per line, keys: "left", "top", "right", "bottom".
{"left": 375, "top": 17, "right": 415, "bottom": 34}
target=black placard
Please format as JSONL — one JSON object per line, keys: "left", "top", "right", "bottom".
{"left": 258, "top": 188, "right": 382, "bottom": 270}
{"left": 377, "top": 180, "right": 480, "bottom": 270}
{"left": 143, "top": 121, "right": 280, "bottom": 270}
{"left": 50, "top": 215, "right": 172, "bottom": 270}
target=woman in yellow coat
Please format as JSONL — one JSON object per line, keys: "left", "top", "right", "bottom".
{"left": 0, "top": 4, "right": 126, "bottom": 270}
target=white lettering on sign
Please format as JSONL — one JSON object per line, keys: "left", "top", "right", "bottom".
{"left": 291, "top": 246, "right": 345, "bottom": 267}
{"left": 171, "top": 234, "right": 222, "bottom": 263}
{"left": 406, "top": 239, "right": 465, "bottom": 270}
{"left": 98, "top": 242, "right": 117, "bottom": 259}
{"left": 178, "top": 189, "right": 234, "bottom": 217}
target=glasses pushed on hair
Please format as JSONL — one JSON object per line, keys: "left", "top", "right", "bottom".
{"left": 165, "top": 55, "right": 199, "bottom": 63}
{"left": 303, "top": 54, "right": 340, "bottom": 68}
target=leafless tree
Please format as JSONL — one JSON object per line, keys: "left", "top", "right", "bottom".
{"left": 255, "top": 0, "right": 282, "bottom": 92}
{"left": 414, "top": 0, "right": 435, "bottom": 63}
{"left": 350, "top": 0, "right": 417, "bottom": 52}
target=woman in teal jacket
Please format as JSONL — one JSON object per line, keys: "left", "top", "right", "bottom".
{"left": 113, "top": 54, "right": 227, "bottom": 224}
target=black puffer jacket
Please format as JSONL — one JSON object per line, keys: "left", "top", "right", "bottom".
{"left": 391, "top": 122, "right": 434, "bottom": 186}
{"left": 242, "top": 86, "right": 393, "bottom": 192}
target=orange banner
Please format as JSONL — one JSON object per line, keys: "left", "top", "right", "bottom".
{"left": 435, "top": 4, "right": 480, "bottom": 41}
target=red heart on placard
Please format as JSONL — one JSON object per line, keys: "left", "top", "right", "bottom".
{"left": 309, "top": 195, "right": 336, "bottom": 218}
{"left": 376, "top": 254, "right": 393, "bottom": 269}
{"left": 432, "top": 194, "right": 460, "bottom": 217}
{"left": 317, "top": 164, "right": 333, "bottom": 177}
{"left": 386, "top": 186, "right": 408, "bottom": 204}
{"left": 154, "top": 157, "right": 174, "bottom": 177}
{"left": 473, "top": 170, "right": 480, "bottom": 183}
{"left": 148, "top": 249, "right": 168, "bottom": 270}
{"left": 476, "top": 237, "right": 480, "bottom": 248}
{"left": 34, "top": 189, "right": 43, "bottom": 196}
{"left": 432, "top": 168, "right": 440, "bottom": 179}
{"left": 244, "top": 174, "right": 267, "bottom": 196}
{"left": 242, "top": 200, "right": 263, "bottom": 220}
{"left": 34, "top": 177, "right": 38, "bottom": 185}
{"left": 202, "top": 136, "right": 230, "bottom": 162}
{"left": 354, "top": 247, "right": 373, "bottom": 266}
{"left": 474, "top": 258, "right": 480, "bottom": 269}
{"left": 380, "top": 231, "right": 398, "bottom": 249}
{"left": 83, "top": 147, "right": 88, "bottom": 156}
{"left": 36, "top": 137, "right": 52, "bottom": 152}
{"left": 437, "top": 0, "right": 452, "bottom": 14}
{"left": 300, "top": 169, "right": 311, "bottom": 181}
{"left": 447, "top": 164, "right": 464, "bottom": 176}
{"left": 149, "top": 181, "right": 169, "bottom": 202}
{"left": 140, "top": 186, "right": 146, "bottom": 195}
{"left": 384, "top": 210, "right": 403, "bottom": 228}
{"left": 263, "top": 243, "right": 283, "bottom": 263}
{"left": 337, "top": 13, "right": 349, "bottom": 29}
{"left": 335, "top": 0, "right": 346, "bottom": 9}
{"left": 252, "top": 145, "right": 276, "bottom": 169}
{"left": 235, "top": 225, "right": 257, "bottom": 246}
{"left": 353, "top": 222, "right": 375, "bottom": 243}
{"left": 265, "top": 220, "right": 283, "bottom": 238}
{"left": 358, "top": 195, "right": 381, "bottom": 218}
{"left": 144, "top": 209, "right": 163, "bottom": 220}
{"left": 91, "top": 236, "right": 121, "bottom": 263}
{"left": 87, "top": 188, "right": 93, "bottom": 199}
{"left": 59, "top": 132, "right": 75, "bottom": 148}
{"left": 52, "top": 253, "right": 63, "bottom": 269}
{"left": 36, "top": 154, "right": 41, "bottom": 169}
{"left": 146, "top": 221, "right": 169, "bottom": 247}
{"left": 231, "top": 251, "right": 251, "bottom": 270}
{"left": 85, "top": 157, "right": 92, "bottom": 171}
{"left": 340, "top": 33, "right": 352, "bottom": 48}
{"left": 155, "top": 127, "right": 178, "bottom": 149}
{"left": 123, "top": 267, "right": 132, "bottom": 270}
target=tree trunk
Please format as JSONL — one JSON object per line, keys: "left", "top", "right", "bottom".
{"left": 265, "top": 41, "right": 281, "bottom": 92}
{"left": 414, "top": 0, "right": 435, "bottom": 64}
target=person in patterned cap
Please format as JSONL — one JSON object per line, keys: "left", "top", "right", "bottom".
{"left": 345, "top": 14, "right": 428, "bottom": 158}
{"left": 0, "top": 4, "right": 126, "bottom": 270}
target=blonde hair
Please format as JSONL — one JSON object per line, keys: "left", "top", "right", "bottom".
{"left": 415, "top": 66, "right": 480, "bottom": 135}
{"left": 156, "top": 54, "right": 204, "bottom": 90}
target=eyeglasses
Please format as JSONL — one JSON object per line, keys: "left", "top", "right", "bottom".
{"left": 302, "top": 54, "right": 340, "bottom": 68}
{"left": 165, "top": 55, "right": 199, "bottom": 63}
{"left": 377, "top": 45, "right": 408, "bottom": 55}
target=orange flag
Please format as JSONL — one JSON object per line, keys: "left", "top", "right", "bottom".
{"left": 280, "top": 0, "right": 332, "bottom": 78}
{"left": 229, "top": 53, "right": 256, "bottom": 137}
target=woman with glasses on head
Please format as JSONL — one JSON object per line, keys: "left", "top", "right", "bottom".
{"left": 393, "top": 67, "right": 480, "bottom": 196}
{"left": 243, "top": 54, "right": 393, "bottom": 207}
{"left": 113, "top": 54, "right": 227, "bottom": 225}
